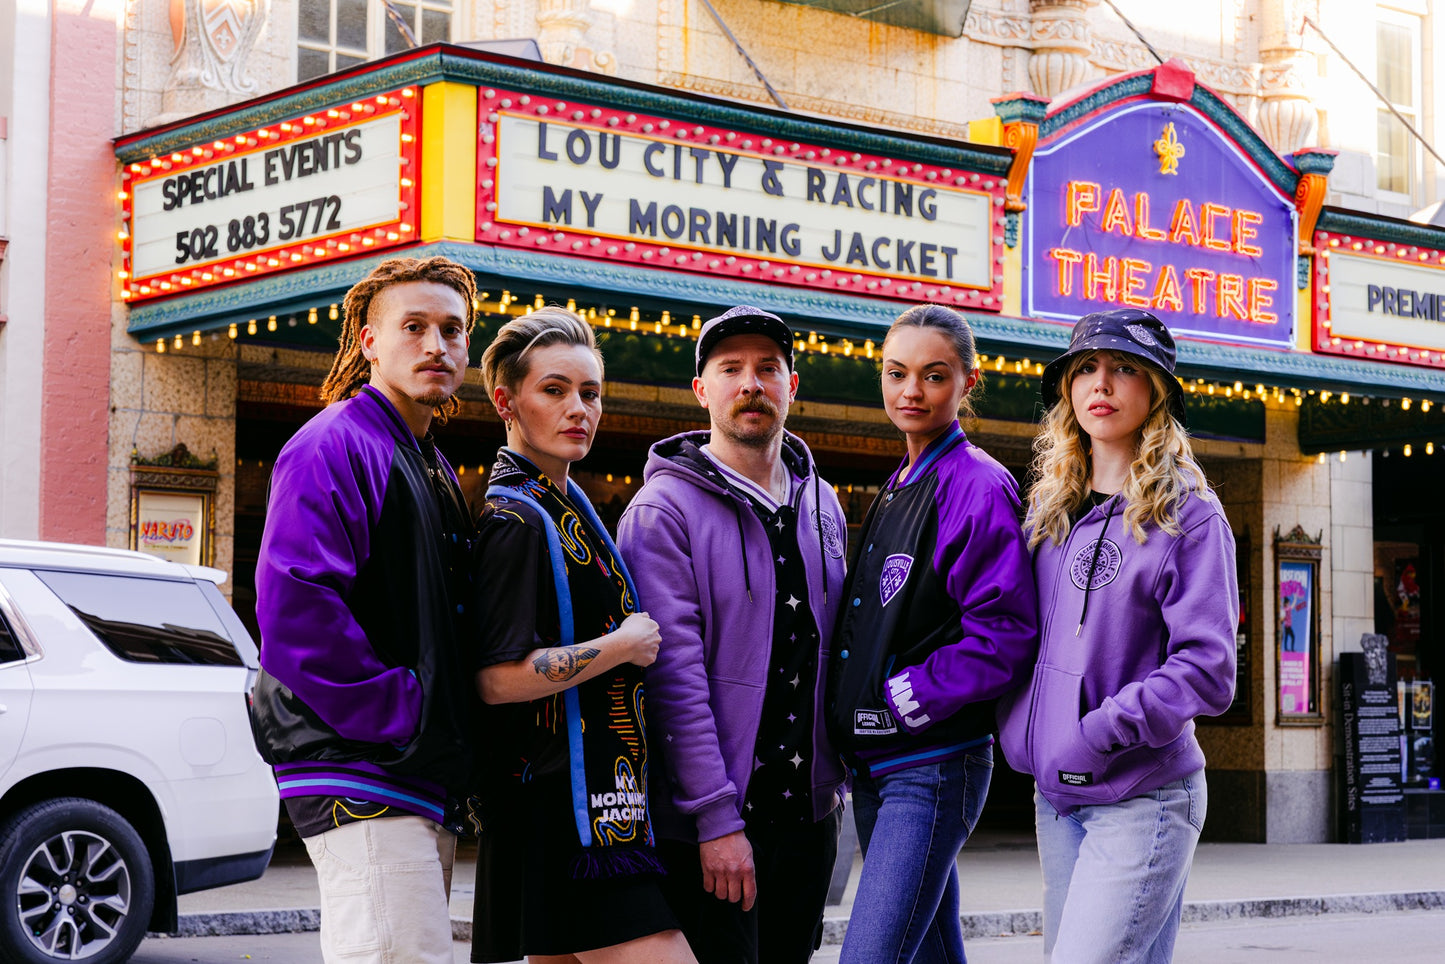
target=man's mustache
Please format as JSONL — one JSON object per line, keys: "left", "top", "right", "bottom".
{"left": 730, "top": 396, "right": 778, "bottom": 418}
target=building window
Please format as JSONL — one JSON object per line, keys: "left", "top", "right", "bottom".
{"left": 1375, "top": 10, "right": 1422, "bottom": 196}
{"left": 298, "top": 0, "right": 455, "bottom": 82}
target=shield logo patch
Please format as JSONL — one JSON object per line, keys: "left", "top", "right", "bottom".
{"left": 879, "top": 553, "right": 913, "bottom": 607}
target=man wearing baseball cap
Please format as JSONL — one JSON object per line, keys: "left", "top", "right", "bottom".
{"left": 618, "top": 306, "right": 849, "bottom": 963}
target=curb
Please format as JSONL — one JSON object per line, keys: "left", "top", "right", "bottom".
{"left": 161, "top": 890, "right": 1445, "bottom": 943}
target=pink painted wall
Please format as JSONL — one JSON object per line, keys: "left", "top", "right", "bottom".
{"left": 40, "top": 1, "right": 118, "bottom": 544}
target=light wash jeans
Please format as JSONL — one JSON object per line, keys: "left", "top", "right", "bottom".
{"left": 303, "top": 814, "right": 456, "bottom": 964}
{"left": 1035, "top": 770, "right": 1207, "bottom": 964}
{"left": 841, "top": 747, "right": 994, "bottom": 964}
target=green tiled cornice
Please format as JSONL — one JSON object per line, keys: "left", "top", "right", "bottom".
{"left": 117, "top": 46, "right": 1010, "bottom": 176}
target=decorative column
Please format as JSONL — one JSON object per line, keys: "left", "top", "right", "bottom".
{"left": 992, "top": 92, "right": 1051, "bottom": 248}
{"left": 536, "top": 0, "right": 616, "bottom": 75}
{"left": 160, "top": 0, "right": 266, "bottom": 118}
{"left": 1257, "top": 0, "right": 1318, "bottom": 155}
{"left": 1027, "top": 0, "right": 1097, "bottom": 100}
{"left": 1291, "top": 148, "right": 1336, "bottom": 291}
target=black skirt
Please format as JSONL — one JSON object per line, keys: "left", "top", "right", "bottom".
{"left": 471, "top": 776, "right": 677, "bottom": 962}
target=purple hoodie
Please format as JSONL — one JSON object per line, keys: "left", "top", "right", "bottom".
{"left": 997, "top": 487, "right": 1238, "bottom": 812}
{"left": 616, "top": 431, "right": 848, "bottom": 843}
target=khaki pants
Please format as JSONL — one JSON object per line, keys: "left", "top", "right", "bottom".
{"left": 304, "top": 815, "right": 456, "bottom": 963}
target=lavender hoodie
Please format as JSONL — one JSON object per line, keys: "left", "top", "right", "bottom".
{"left": 997, "top": 487, "right": 1238, "bottom": 812}
{"left": 616, "top": 431, "right": 848, "bottom": 843}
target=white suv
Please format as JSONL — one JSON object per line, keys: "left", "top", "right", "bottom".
{"left": 0, "top": 540, "right": 279, "bottom": 963}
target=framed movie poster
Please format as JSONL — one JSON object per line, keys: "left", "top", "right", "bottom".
{"left": 129, "top": 445, "right": 218, "bottom": 567}
{"left": 1275, "top": 525, "right": 1324, "bottom": 724}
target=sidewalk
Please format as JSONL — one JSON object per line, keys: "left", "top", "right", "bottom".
{"left": 172, "top": 831, "right": 1445, "bottom": 943}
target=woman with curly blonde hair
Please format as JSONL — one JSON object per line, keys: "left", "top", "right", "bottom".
{"left": 998, "top": 308, "right": 1238, "bottom": 964}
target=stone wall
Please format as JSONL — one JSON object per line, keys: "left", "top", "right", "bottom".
{"left": 1260, "top": 405, "right": 1338, "bottom": 842}
{"left": 106, "top": 317, "right": 238, "bottom": 592}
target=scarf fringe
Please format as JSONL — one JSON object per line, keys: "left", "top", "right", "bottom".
{"left": 568, "top": 846, "right": 667, "bottom": 881}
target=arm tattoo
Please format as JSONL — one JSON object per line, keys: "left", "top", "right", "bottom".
{"left": 532, "top": 646, "right": 601, "bottom": 682}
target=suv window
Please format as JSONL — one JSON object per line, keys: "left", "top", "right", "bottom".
{"left": 0, "top": 609, "right": 22, "bottom": 663}
{"left": 35, "top": 571, "right": 243, "bottom": 666}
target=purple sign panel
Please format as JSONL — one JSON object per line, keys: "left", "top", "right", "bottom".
{"left": 1025, "top": 103, "right": 1297, "bottom": 348}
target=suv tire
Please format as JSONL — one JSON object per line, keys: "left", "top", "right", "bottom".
{"left": 0, "top": 798, "right": 155, "bottom": 964}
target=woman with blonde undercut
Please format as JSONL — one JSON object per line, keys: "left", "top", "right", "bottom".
{"left": 467, "top": 307, "right": 695, "bottom": 964}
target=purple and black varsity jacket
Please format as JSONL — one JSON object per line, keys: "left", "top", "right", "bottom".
{"left": 827, "top": 421, "right": 1038, "bottom": 777}
{"left": 250, "top": 385, "right": 474, "bottom": 824}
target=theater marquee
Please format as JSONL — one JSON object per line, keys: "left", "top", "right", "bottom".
{"left": 476, "top": 89, "right": 1006, "bottom": 310}
{"left": 1314, "top": 230, "right": 1445, "bottom": 369}
{"left": 1024, "top": 102, "right": 1297, "bottom": 348}
{"left": 119, "top": 89, "right": 420, "bottom": 302}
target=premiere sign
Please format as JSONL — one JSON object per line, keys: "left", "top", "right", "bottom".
{"left": 1025, "top": 103, "right": 1297, "bottom": 348}
{"left": 477, "top": 90, "right": 1005, "bottom": 309}
{"left": 120, "top": 90, "right": 420, "bottom": 301}
{"left": 1313, "top": 232, "right": 1445, "bottom": 368}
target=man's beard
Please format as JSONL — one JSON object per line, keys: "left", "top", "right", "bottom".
{"left": 719, "top": 395, "right": 785, "bottom": 447}
{"left": 415, "top": 390, "right": 451, "bottom": 408}
{"left": 414, "top": 364, "right": 458, "bottom": 409}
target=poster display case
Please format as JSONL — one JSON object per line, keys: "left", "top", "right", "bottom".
{"left": 1276, "top": 525, "right": 1324, "bottom": 724}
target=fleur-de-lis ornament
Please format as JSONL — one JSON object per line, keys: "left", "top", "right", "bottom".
{"left": 1154, "top": 122, "right": 1185, "bottom": 175}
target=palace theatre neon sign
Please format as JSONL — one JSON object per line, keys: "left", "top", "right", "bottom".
{"left": 1025, "top": 103, "right": 1296, "bottom": 349}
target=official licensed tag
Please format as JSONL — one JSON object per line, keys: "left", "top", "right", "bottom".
{"left": 1058, "top": 770, "right": 1094, "bottom": 787}
{"left": 854, "top": 708, "right": 898, "bottom": 736}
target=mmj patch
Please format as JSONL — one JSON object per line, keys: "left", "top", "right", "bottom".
{"left": 854, "top": 709, "right": 898, "bottom": 736}
{"left": 879, "top": 553, "right": 914, "bottom": 607}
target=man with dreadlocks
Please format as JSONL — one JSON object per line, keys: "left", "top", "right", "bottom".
{"left": 250, "top": 256, "right": 478, "bottom": 964}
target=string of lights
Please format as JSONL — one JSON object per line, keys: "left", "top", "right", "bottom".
{"left": 159, "top": 292, "right": 1445, "bottom": 461}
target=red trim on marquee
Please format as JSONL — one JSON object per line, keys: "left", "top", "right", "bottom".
{"left": 119, "top": 88, "right": 421, "bottom": 304}
{"left": 473, "top": 88, "right": 1007, "bottom": 310}
{"left": 1312, "top": 229, "right": 1445, "bottom": 369}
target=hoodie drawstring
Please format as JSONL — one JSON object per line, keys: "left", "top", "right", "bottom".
{"left": 1076, "top": 496, "right": 1119, "bottom": 636}
{"left": 813, "top": 473, "right": 827, "bottom": 605}
{"left": 732, "top": 499, "right": 753, "bottom": 602}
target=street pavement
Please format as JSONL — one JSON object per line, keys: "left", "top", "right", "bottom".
{"left": 146, "top": 829, "right": 1445, "bottom": 961}
{"left": 136, "top": 911, "right": 1445, "bottom": 962}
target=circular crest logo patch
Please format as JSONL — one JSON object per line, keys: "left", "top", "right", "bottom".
{"left": 1070, "top": 538, "right": 1122, "bottom": 591}
{"left": 814, "top": 509, "right": 845, "bottom": 560}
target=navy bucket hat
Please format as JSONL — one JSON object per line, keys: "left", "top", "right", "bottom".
{"left": 1040, "top": 308, "right": 1188, "bottom": 425}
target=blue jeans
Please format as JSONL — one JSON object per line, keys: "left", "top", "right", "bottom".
{"left": 1035, "top": 770, "right": 1206, "bottom": 964}
{"left": 841, "top": 747, "right": 993, "bottom": 964}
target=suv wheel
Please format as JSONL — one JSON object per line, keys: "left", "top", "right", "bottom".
{"left": 0, "top": 798, "right": 155, "bottom": 964}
